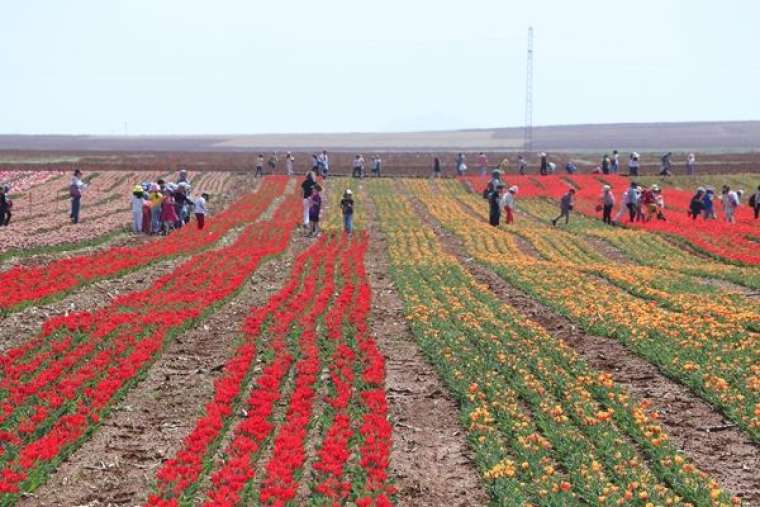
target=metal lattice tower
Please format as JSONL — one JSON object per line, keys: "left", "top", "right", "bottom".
{"left": 523, "top": 27, "right": 534, "bottom": 153}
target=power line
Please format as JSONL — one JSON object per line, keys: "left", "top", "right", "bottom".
{"left": 523, "top": 26, "right": 534, "bottom": 153}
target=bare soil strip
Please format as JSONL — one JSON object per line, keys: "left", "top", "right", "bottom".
{"left": 403, "top": 184, "right": 760, "bottom": 505}
{"left": 362, "top": 186, "right": 489, "bottom": 507}
{"left": 22, "top": 233, "right": 306, "bottom": 507}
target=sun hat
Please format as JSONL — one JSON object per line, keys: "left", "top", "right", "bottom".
{"left": 603, "top": 184, "right": 611, "bottom": 191}
{"left": 509, "top": 185, "right": 518, "bottom": 193}
{"left": 133, "top": 185, "right": 143, "bottom": 193}
{"left": 345, "top": 189, "right": 352, "bottom": 195}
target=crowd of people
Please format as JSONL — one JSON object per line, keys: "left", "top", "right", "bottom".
{"left": 482, "top": 167, "right": 760, "bottom": 228}
{"left": 128, "top": 170, "right": 209, "bottom": 234}
{"left": 300, "top": 169, "right": 355, "bottom": 237}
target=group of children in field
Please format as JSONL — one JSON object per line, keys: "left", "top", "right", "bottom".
{"left": 130, "top": 170, "right": 209, "bottom": 235}
{"left": 301, "top": 170, "right": 355, "bottom": 237}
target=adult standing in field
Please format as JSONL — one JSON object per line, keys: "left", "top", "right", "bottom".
{"left": 194, "top": 193, "right": 209, "bottom": 230}
{"left": 702, "top": 187, "right": 716, "bottom": 219}
{"left": 551, "top": 188, "right": 576, "bottom": 226}
{"left": 501, "top": 185, "right": 518, "bottom": 224}
{"left": 601, "top": 154, "right": 611, "bottom": 175}
{"left": 601, "top": 185, "right": 615, "bottom": 225}
{"left": 488, "top": 183, "right": 504, "bottom": 226}
{"left": 432, "top": 157, "right": 442, "bottom": 178}
{"left": 311, "top": 153, "right": 319, "bottom": 174}
{"left": 628, "top": 152, "right": 640, "bottom": 177}
{"left": 518, "top": 155, "right": 527, "bottom": 175}
{"left": 456, "top": 153, "right": 467, "bottom": 176}
{"left": 371, "top": 155, "right": 382, "bottom": 177}
{"left": 285, "top": 152, "right": 295, "bottom": 176}
{"left": 317, "top": 150, "right": 329, "bottom": 178}
{"left": 611, "top": 150, "right": 620, "bottom": 174}
{"left": 659, "top": 152, "right": 673, "bottom": 176}
{"left": 0, "top": 185, "right": 10, "bottom": 227}
{"left": 539, "top": 152, "right": 548, "bottom": 176}
{"left": 69, "top": 169, "right": 87, "bottom": 224}
{"left": 255, "top": 154, "right": 265, "bottom": 177}
{"left": 352, "top": 155, "right": 365, "bottom": 178}
{"left": 340, "top": 189, "right": 354, "bottom": 234}
{"left": 565, "top": 160, "right": 577, "bottom": 174}
{"left": 749, "top": 185, "right": 760, "bottom": 219}
{"left": 723, "top": 188, "right": 741, "bottom": 223}
{"left": 478, "top": 152, "right": 489, "bottom": 176}
{"left": 267, "top": 153, "right": 278, "bottom": 174}
{"left": 301, "top": 171, "right": 317, "bottom": 229}
{"left": 498, "top": 157, "right": 510, "bottom": 174}
{"left": 131, "top": 185, "right": 144, "bottom": 233}
{"left": 686, "top": 153, "right": 696, "bottom": 176}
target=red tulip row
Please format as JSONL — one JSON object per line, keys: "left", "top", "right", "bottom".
{"left": 148, "top": 234, "right": 338, "bottom": 506}
{"left": 0, "top": 187, "right": 301, "bottom": 500}
{"left": 148, "top": 232, "right": 393, "bottom": 506}
{"left": 0, "top": 176, "right": 289, "bottom": 313}
{"left": 465, "top": 174, "right": 760, "bottom": 265}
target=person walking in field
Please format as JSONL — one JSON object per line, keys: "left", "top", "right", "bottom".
{"left": 301, "top": 171, "right": 317, "bottom": 229}
{"left": 686, "top": 153, "right": 696, "bottom": 176}
{"left": 565, "top": 160, "right": 577, "bottom": 174}
{"left": 642, "top": 185, "right": 658, "bottom": 222}
{"left": 552, "top": 188, "right": 575, "bottom": 226}
{"left": 750, "top": 185, "right": 760, "bottom": 219}
{"left": 69, "top": 169, "right": 87, "bottom": 224}
{"left": 601, "top": 185, "right": 615, "bottom": 225}
{"left": 478, "top": 152, "right": 489, "bottom": 176}
{"left": 518, "top": 155, "right": 527, "bottom": 175}
{"left": 194, "top": 193, "right": 209, "bottom": 230}
{"left": 721, "top": 185, "right": 740, "bottom": 223}
{"left": 432, "top": 157, "right": 442, "bottom": 178}
{"left": 311, "top": 154, "right": 319, "bottom": 174}
{"left": 340, "top": 189, "right": 354, "bottom": 234}
{"left": 131, "top": 185, "right": 145, "bottom": 233}
{"left": 317, "top": 150, "right": 330, "bottom": 178}
{"left": 659, "top": 152, "right": 673, "bottom": 176}
{"left": 255, "top": 154, "right": 265, "bottom": 177}
{"left": 628, "top": 152, "right": 640, "bottom": 177}
{"left": 308, "top": 184, "right": 322, "bottom": 237}
{"left": 285, "top": 152, "right": 295, "bottom": 176}
{"left": 501, "top": 185, "right": 518, "bottom": 224}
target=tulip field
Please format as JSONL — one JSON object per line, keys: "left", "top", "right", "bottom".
{"left": 0, "top": 169, "right": 758, "bottom": 506}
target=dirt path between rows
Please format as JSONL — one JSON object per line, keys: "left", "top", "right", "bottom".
{"left": 361, "top": 186, "right": 489, "bottom": 507}
{"left": 23, "top": 240, "right": 307, "bottom": 507}
{"left": 403, "top": 182, "right": 760, "bottom": 505}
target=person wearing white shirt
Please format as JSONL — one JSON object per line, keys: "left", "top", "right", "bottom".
{"left": 285, "top": 152, "right": 295, "bottom": 176}
{"left": 500, "top": 186, "right": 518, "bottom": 224}
{"left": 194, "top": 193, "right": 209, "bottom": 230}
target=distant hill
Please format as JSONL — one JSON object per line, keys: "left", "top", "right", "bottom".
{"left": 1, "top": 121, "right": 758, "bottom": 152}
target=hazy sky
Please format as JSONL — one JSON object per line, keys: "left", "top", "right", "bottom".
{"left": 1, "top": 0, "right": 758, "bottom": 135}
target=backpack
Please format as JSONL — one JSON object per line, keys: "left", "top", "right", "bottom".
{"left": 69, "top": 184, "right": 81, "bottom": 198}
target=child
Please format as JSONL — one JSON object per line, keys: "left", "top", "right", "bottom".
{"left": 501, "top": 186, "right": 518, "bottom": 224}
{"left": 308, "top": 184, "right": 322, "bottom": 237}
{"left": 552, "top": 188, "right": 575, "bottom": 226}
{"left": 601, "top": 185, "right": 615, "bottom": 225}
{"left": 255, "top": 154, "right": 264, "bottom": 177}
{"left": 703, "top": 187, "right": 716, "bottom": 219}
{"left": 148, "top": 184, "right": 163, "bottom": 234}
{"left": 194, "top": 193, "right": 209, "bottom": 230}
{"left": 131, "top": 185, "right": 144, "bottom": 233}
{"left": 161, "top": 185, "right": 179, "bottom": 235}
{"left": 340, "top": 189, "right": 354, "bottom": 234}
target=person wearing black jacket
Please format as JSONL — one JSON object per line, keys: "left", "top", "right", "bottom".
{"left": 301, "top": 171, "right": 317, "bottom": 229}
{"left": 488, "top": 183, "right": 504, "bottom": 226}
{"left": 0, "top": 186, "right": 10, "bottom": 226}
{"left": 539, "top": 153, "right": 548, "bottom": 176}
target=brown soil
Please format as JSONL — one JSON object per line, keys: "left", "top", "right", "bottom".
{"left": 403, "top": 186, "right": 760, "bottom": 505}
{"left": 22, "top": 233, "right": 306, "bottom": 507}
{"left": 362, "top": 186, "right": 489, "bottom": 507}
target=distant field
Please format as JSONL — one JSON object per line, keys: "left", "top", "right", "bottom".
{"left": 1, "top": 120, "right": 760, "bottom": 152}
